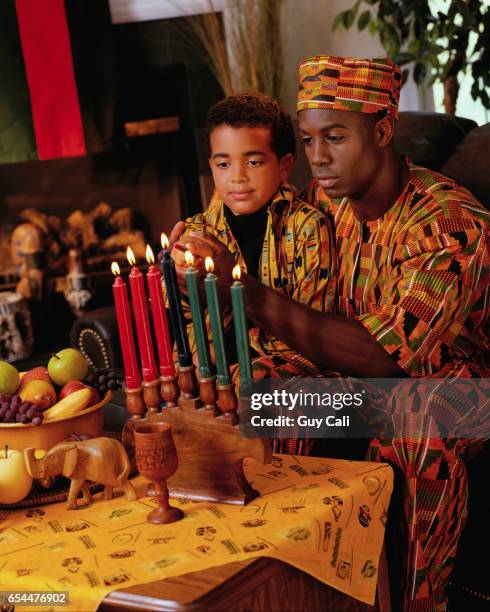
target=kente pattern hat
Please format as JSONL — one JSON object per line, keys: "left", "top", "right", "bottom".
{"left": 297, "top": 55, "right": 402, "bottom": 119}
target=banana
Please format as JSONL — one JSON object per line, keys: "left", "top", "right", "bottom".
{"left": 43, "top": 388, "right": 92, "bottom": 422}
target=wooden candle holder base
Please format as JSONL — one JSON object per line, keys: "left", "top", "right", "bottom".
{"left": 124, "top": 371, "right": 271, "bottom": 505}
{"left": 160, "top": 374, "right": 179, "bottom": 408}
{"left": 178, "top": 364, "right": 202, "bottom": 410}
{"left": 199, "top": 376, "right": 220, "bottom": 416}
{"left": 143, "top": 379, "right": 161, "bottom": 414}
{"left": 144, "top": 408, "right": 271, "bottom": 505}
{"left": 124, "top": 386, "right": 145, "bottom": 419}
{"left": 216, "top": 383, "right": 238, "bottom": 425}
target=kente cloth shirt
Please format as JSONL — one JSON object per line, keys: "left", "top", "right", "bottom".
{"left": 182, "top": 182, "right": 337, "bottom": 358}
{"left": 303, "top": 165, "right": 489, "bottom": 377}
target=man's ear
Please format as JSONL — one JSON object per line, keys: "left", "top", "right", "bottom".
{"left": 375, "top": 115, "right": 396, "bottom": 147}
{"left": 279, "top": 153, "right": 294, "bottom": 181}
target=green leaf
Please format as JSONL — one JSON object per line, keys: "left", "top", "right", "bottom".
{"left": 357, "top": 10, "right": 371, "bottom": 31}
{"left": 479, "top": 88, "right": 489, "bottom": 108}
{"left": 332, "top": 11, "right": 345, "bottom": 32}
{"left": 343, "top": 9, "right": 356, "bottom": 30}
{"left": 395, "top": 51, "right": 415, "bottom": 65}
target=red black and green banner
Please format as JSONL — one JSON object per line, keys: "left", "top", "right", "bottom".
{"left": 0, "top": 0, "right": 117, "bottom": 163}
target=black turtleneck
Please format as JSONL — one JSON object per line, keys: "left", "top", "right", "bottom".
{"left": 224, "top": 204, "right": 268, "bottom": 279}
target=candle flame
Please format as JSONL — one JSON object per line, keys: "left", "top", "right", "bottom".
{"left": 205, "top": 256, "right": 214, "bottom": 273}
{"left": 161, "top": 233, "right": 169, "bottom": 249}
{"left": 146, "top": 244, "right": 155, "bottom": 265}
{"left": 184, "top": 250, "right": 194, "bottom": 266}
{"left": 111, "top": 261, "right": 120, "bottom": 276}
{"left": 126, "top": 246, "right": 136, "bottom": 266}
{"left": 232, "top": 264, "right": 241, "bottom": 280}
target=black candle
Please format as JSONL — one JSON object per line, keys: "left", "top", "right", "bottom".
{"left": 160, "top": 234, "right": 193, "bottom": 367}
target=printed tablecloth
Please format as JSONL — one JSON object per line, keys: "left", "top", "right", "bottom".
{"left": 0, "top": 455, "right": 393, "bottom": 611}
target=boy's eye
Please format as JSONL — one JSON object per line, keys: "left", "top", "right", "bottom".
{"left": 216, "top": 162, "right": 230, "bottom": 169}
{"left": 247, "top": 159, "right": 263, "bottom": 167}
{"left": 325, "top": 135, "right": 344, "bottom": 143}
{"left": 301, "top": 136, "right": 312, "bottom": 145}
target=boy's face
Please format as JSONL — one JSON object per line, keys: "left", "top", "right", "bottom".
{"left": 209, "top": 125, "right": 293, "bottom": 215}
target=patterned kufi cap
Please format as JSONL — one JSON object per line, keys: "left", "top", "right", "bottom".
{"left": 297, "top": 55, "right": 402, "bottom": 119}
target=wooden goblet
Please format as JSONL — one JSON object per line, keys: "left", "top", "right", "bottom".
{"left": 134, "top": 422, "right": 184, "bottom": 524}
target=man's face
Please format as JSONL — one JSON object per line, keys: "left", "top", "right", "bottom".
{"left": 298, "top": 108, "right": 382, "bottom": 200}
{"left": 209, "top": 125, "right": 292, "bottom": 215}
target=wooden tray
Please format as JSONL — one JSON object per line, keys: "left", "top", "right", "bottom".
{"left": 0, "top": 431, "right": 135, "bottom": 509}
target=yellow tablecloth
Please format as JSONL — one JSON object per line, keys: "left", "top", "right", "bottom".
{"left": 0, "top": 455, "right": 392, "bottom": 611}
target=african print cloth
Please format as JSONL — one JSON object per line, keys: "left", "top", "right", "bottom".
{"left": 0, "top": 455, "right": 393, "bottom": 611}
{"left": 181, "top": 182, "right": 337, "bottom": 359}
{"left": 303, "top": 165, "right": 489, "bottom": 378}
{"left": 302, "top": 164, "right": 489, "bottom": 610}
{"left": 297, "top": 55, "right": 402, "bottom": 119}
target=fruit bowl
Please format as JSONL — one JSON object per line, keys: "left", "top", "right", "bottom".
{"left": 0, "top": 391, "right": 112, "bottom": 451}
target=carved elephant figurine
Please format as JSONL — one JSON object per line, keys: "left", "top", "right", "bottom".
{"left": 24, "top": 437, "right": 137, "bottom": 510}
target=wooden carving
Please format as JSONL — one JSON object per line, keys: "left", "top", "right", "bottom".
{"left": 24, "top": 437, "right": 137, "bottom": 510}
{"left": 124, "top": 405, "right": 272, "bottom": 506}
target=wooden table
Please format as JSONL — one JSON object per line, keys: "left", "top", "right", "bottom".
{"left": 101, "top": 552, "right": 391, "bottom": 612}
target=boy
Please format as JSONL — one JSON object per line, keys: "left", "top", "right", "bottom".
{"left": 173, "top": 92, "right": 337, "bottom": 386}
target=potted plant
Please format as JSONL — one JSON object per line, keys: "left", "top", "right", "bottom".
{"left": 332, "top": 0, "right": 490, "bottom": 115}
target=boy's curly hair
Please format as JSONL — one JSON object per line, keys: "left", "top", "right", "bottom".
{"left": 206, "top": 92, "right": 296, "bottom": 159}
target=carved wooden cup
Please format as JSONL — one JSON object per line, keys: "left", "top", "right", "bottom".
{"left": 134, "top": 422, "right": 184, "bottom": 524}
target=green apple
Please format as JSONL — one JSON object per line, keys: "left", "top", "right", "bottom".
{"left": 0, "top": 361, "right": 20, "bottom": 395}
{"left": 47, "top": 348, "right": 89, "bottom": 386}
{"left": 0, "top": 446, "right": 33, "bottom": 504}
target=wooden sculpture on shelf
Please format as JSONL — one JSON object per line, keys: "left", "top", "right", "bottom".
{"left": 24, "top": 437, "right": 137, "bottom": 510}
{"left": 123, "top": 366, "right": 272, "bottom": 506}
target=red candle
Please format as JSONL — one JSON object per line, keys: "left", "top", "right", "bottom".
{"left": 145, "top": 245, "right": 175, "bottom": 377}
{"left": 111, "top": 262, "right": 141, "bottom": 390}
{"left": 126, "top": 246, "right": 158, "bottom": 382}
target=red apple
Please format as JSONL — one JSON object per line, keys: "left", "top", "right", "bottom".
{"left": 59, "top": 381, "right": 100, "bottom": 407}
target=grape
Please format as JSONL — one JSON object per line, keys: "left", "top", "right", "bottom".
{"left": 0, "top": 393, "right": 8, "bottom": 403}
{"left": 31, "top": 416, "right": 42, "bottom": 426}
{"left": 4, "top": 410, "right": 13, "bottom": 422}
{"left": 11, "top": 394, "right": 21, "bottom": 406}
{"left": 107, "top": 371, "right": 117, "bottom": 380}
{"left": 98, "top": 385, "right": 108, "bottom": 396}
{"left": 107, "top": 380, "right": 118, "bottom": 391}
{"left": 19, "top": 402, "right": 30, "bottom": 414}
{"left": 97, "top": 374, "right": 107, "bottom": 385}
{"left": 1, "top": 402, "right": 8, "bottom": 411}
{"left": 85, "top": 372, "right": 97, "bottom": 385}
{"left": 0, "top": 408, "right": 6, "bottom": 418}
{"left": 26, "top": 407, "right": 36, "bottom": 420}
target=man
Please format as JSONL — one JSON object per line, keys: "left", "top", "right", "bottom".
{"left": 171, "top": 56, "right": 489, "bottom": 610}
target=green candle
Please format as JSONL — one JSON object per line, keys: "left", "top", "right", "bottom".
{"left": 204, "top": 257, "right": 231, "bottom": 386}
{"left": 230, "top": 264, "right": 252, "bottom": 383}
{"left": 185, "top": 250, "right": 213, "bottom": 379}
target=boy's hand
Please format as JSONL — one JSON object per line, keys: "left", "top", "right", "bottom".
{"left": 169, "top": 220, "right": 186, "bottom": 246}
{"left": 181, "top": 232, "right": 236, "bottom": 305}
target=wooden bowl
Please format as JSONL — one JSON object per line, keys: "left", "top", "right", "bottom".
{"left": 0, "top": 391, "right": 112, "bottom": 451}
